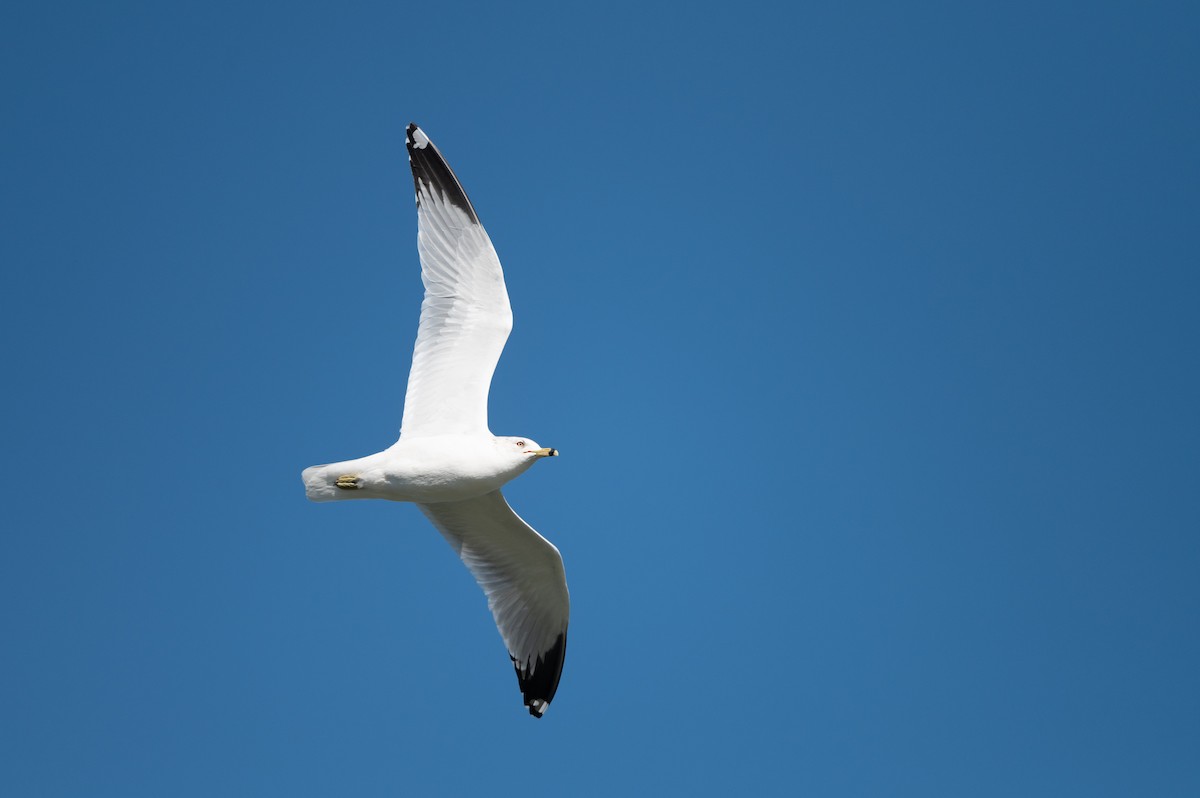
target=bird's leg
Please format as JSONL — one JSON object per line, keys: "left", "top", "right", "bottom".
{"left": 335, "top": 474, "right": 361, "bottom": 490}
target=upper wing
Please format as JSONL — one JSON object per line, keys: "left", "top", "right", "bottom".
{"left": 401, "top": 124, "right": 512, "bottom": 438}
{"left": 417, "top": 490, "right": 569, "bottom": 717}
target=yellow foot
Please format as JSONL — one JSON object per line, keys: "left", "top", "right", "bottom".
{"left": 335, "top": 474, "right": 361, "bottom": 490}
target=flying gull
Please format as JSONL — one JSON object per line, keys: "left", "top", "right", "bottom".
{"left": 302, "top": 123, "right": 568, "bottom": 717}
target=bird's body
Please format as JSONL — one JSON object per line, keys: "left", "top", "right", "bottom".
{"left": 302, "top": 123, "right": 569, "bottom": 718}
{"left": 302, "top": 436, "right": 547, "bottom": 504}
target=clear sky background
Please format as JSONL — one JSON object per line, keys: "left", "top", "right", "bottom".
{"left": 3, "top": 1, "right": 1198, "bottom": 795}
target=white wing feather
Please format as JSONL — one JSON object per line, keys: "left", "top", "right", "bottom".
{"left": 401, "top": 125, "right": 511, "bottom": 438}
{"left": 417, "top": 490, "right": 569, "bottom": 716}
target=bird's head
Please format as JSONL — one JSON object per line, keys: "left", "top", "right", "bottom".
{"left": 498, "top": 436, "right": 558, "bottom": 463}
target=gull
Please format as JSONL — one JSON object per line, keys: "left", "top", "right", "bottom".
{"left": 302, "top": 123, "right": 568, "bottom": 718}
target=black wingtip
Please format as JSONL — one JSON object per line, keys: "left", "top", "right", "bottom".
{"left": 514, "top": 631, "right": 567, "bottom": 718}
{"left": 404, "top": 123, "right": 480, "bottom": 223}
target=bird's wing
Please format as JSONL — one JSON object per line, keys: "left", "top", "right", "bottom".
{"left": 417, "top": 490, "right": 569, "bottom": 717}
{"left": 399, "top": 123, "right": 512, "bottom": 438}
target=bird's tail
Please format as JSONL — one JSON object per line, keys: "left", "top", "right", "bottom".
{"left": 301, "top": 464, "right": 343, "bottom": 502}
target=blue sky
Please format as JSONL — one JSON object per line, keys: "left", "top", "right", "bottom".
{"left": 2, "top": 0, "right": 1198, "bottom": 795}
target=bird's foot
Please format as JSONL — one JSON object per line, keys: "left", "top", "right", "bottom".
{"left": 335, "top": 474, "right": 361, "bottom": 490}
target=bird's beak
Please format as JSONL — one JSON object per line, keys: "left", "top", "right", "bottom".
{"left": 531, "top": 448, "right": 559, "bottom": 457}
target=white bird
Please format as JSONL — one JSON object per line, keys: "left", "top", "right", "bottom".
{"left": 302, "top": 123, "right": 568, "bottom": 718}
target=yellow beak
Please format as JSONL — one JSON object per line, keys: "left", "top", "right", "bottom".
{"left": 531, "top": 448, "right": 559, "bottom": 457}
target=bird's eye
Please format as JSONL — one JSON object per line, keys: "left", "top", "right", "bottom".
{"left": 516, "top": 440, "right": 525, "bottom": 447}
